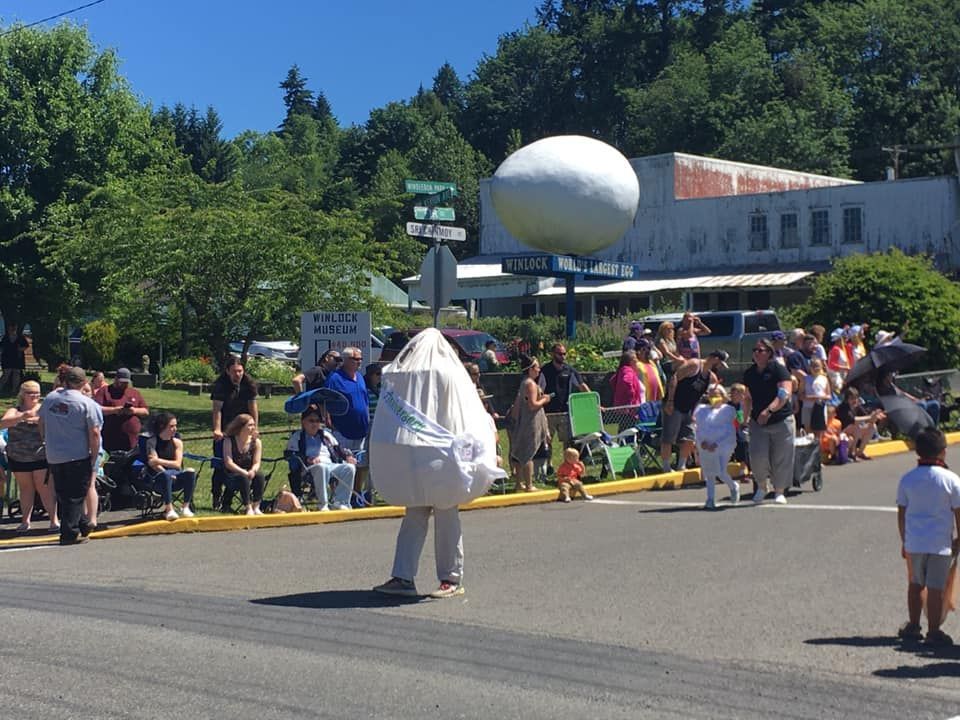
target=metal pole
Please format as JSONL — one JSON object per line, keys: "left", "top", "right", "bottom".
{"left": 565, "top": 275, "right": 576, "bottom": 340}
{"left": 432, "top": 237, "right": 441, "bottom": 328}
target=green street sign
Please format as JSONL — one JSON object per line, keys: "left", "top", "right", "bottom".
{"left": 422, "top": 188, "right": 456, "bottom": 206}
{"left": 414, "top": 206, "right": 456, "bottom": 221}
{"left": 404, "top": 179, "right": 458, "bottom": 195}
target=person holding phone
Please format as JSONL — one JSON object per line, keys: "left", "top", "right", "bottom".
{"left": 93, "top": 367, "right": 148, "bottom": 452}
{"left": 508, "top": 354, "right": 552, "bottom": 493}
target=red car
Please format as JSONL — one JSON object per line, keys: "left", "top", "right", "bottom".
{"left": 379, "top": 328, "right": 509, "bottom": 365}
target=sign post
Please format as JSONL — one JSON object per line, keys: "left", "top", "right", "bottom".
{"left": 404, "top": 179, "right": 464, "bottom": 328}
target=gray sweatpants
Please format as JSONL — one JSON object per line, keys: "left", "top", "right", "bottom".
{"left": 391, "top": 506, "right": 464, "bottom": 585}
{"left": 748, "top": 416, "right": 796, "bottom": 493}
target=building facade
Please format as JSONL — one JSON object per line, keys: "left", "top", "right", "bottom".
{"left": 405, "top": 153, "right": 960, "bottom": 320}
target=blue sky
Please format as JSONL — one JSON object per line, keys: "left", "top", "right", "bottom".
{"left": 1, "top": 0, "right": 537, "bottom": 137}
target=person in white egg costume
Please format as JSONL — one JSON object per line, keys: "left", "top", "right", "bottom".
{"left": 371, "top": 328, "right": 505, "bottom": 599}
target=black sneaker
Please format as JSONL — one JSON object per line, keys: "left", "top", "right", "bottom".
{"left": 923, "top": 629, "right": 953, "bottom": 647}
{"left": 897, "top": 621, "right": 923, "bottom": 641}
{"left": 59, "top": 535, "right": 88, "bottom": 546}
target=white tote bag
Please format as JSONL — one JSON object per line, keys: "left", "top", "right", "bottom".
{"left": 369, "top": 328, "right": 506, "bottom": 509}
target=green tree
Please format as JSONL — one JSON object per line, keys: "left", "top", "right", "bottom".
{"left": 154, "top": 103, "right": 238, "bottom": 182}
{"left": 0, "top": 22, "right": 163, "bottom": 363}
{"left": 796, "top": 250, "right": 960, "bottom": 370}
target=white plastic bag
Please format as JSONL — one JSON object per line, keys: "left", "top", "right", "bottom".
{"left": 369, "top": 328, "right": 506, "bottom": 508}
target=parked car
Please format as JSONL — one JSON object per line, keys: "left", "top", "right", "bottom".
{"left": 641, "top": 310, "right": 781, "bottom": 366}
{"left": 379, "top": 329, "right": 509, "bottom": 365}
{"left": 228, "top": 341, "right": 299, "bottom": 363}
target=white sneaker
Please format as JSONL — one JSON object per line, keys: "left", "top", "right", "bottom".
{"left": 773, "top": 493, "right": 787, "bottom": 505}
{"left": 331, "top": 502, "right": 351, "bottom": 511}
{"left": 752, "top": 487, "right": 766, "bottom": 503}
{"left": 180, "top": 506, "right": 195, "bottom": 518}
{"left": 316, "top": 505, "right": 331, "bottom": 512}
{"left": 582, "top": 493, "right": 594, "bottom": 501}
{"left": 164, "top": 509, "right": 179, "bottom": 521}
{"left": 730, "top": 486, "right": 740, "bottom": 505}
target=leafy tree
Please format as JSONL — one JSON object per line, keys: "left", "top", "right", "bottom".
{"left": 432, "top": 62, "right": 466, "bottom": 118}
{"left": 796, "top": 250, "right": 960, "bottom": 370}
{"left": 0, "top": 22, "right": 163, "bottom": 363}
{"left": 279, "top": 64, "right": 314, "bottom": 125}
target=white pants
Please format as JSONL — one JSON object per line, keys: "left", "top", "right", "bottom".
{"left": 700, "top": 444, "right": 737, "bottom": 502}
{"left": 391, "top": 506, "right": 463, "bottom": 585}
{"left": 305, "top": 462, "right": 355, "bottom": 507}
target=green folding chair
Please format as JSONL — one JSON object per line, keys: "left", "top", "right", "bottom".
{"left": 568, "top": 392, "right": 639, "bottom": 476}
{"left": 603, "top": 444, "right": 643, "bottom": 479}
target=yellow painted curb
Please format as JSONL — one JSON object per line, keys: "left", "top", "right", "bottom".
{"left": 0, "top": 434, "right": 953, "bottom": 548}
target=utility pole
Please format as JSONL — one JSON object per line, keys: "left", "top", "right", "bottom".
{"left": 881, "top": 139, "right": 960, "bottom": 179}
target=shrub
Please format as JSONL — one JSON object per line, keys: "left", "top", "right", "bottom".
{"left": 245, "top": 357, "right": 295, "bottom": 385}
{"left": 160, "top": 357, "right": 217, "bottom": 383}
{"left": 80, "top": 319, "right": 118, "bottom": 370}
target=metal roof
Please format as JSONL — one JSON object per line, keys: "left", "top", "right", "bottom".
{"left": 532, "top": 270, "right": 814, "bottom": 296}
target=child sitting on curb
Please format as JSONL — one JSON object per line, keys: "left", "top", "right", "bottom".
{"left": 556, "top": 447, "right": 593, "bottom": 503}
{"left": 896, "top": 427, "right": 960, "bottom": 646}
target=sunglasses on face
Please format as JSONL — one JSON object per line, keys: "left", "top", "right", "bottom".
{"left": 752, "top": 347, "right": 771, "bottom": 354}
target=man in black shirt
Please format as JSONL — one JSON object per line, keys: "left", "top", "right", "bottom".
{"left": 292, "top": 350, "right": 342, "bottom": 394}
{"left": 210, "top": 357, "right": 258, "bottom": 510}
{"left": 662, "top": 350, "right": 728, "bottom": 473}
{"left": 538, "top": 343, "right": 590, "bottom": 450}
{"left": 743, "top": 338, "right": 795, "bottom": 504}
{"left": 0, "top": 322, "right": 29, "bottom": 395}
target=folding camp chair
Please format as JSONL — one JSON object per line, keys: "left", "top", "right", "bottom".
{"left": 567, "top": 392, "right": 639, "bottom": 479}
{"left": 633, "top": 401, "right": 664, "bottom": 473}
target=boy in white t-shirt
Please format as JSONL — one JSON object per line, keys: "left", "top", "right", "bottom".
{"left": 896, "top": 428, "right": 960, "bottom": 646}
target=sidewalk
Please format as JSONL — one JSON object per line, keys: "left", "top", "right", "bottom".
{"left": 0, "top": 432, "right": 947, "bottom": 548}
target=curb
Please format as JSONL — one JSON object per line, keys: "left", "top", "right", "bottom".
{"left": 2, "top": 432, "right": 956, "bottom": 548}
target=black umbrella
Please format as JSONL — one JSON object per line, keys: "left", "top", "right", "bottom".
{"left": 880, "top": 395, "right": 935, "bottom": 439}
{"left": 844, "top": 342, "right": 926, "bottom": 389}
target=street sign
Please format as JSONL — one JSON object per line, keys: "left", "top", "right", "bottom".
{"left": 404, "top": 179, "right": 458, "bottom": 195}
{"left": 419, "top": 244, "right": 458, "bottom": 313}
{"left": 405, "top": 222, "right": 467, "bottom": 242}
{"left": 414, "top": 206, "right": 456, "bottom": 221}
{"left": 299, "top": 311, "right": 372, "bottom": 370}
{"left": 501, "top": 253, "right": 639, "bottom": 280}
{"left": 422, "top": 188, "right": 456, "bottom": 206}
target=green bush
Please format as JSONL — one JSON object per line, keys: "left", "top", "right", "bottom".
{"left": 795, "top": 249, "right": 960, "bottom": 370}
{"left": 245, "top": 357, "right": 295, "bottom": 385}
{"left": 160, "top": 357, "right": 217, "bottom": 383}
{"left": 80, "top": 319, "right": 118, "bottom": 370}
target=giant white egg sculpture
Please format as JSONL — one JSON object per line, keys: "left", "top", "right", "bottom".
{"left": 490, "top": 135, "right": 640, "bottom": 256}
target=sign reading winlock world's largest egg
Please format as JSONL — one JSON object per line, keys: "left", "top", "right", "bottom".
{"left": 490, "top": 135, "right": 640, "bottom": 256}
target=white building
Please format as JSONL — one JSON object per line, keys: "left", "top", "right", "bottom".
{"left": 404, "top": 152, "right": 960, "bottom": 320}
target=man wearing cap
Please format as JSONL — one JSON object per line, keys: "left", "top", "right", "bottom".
{"left": 770, "top": 330, "right": 792, "bottom": 367}
{"left": 662, "top": 350, "right": 728, "bottom": 473}
{"left": 94, "top": 367, "right": 149, "bottom": 452}
{"left": 623, "top": 321, "right": 645, "bottom": 352}
{"left": 39, "top": 367, "right": 102, "bottom": 545}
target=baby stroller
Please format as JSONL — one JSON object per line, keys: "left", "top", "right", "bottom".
{"left": 792, "top": 434, "right": 823, "bottom": 492}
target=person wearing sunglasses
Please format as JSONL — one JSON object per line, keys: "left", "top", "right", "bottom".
{"left": 538, "top": 343, "right": 590, "bottom": 457}
{"left": 742, "top": 337, "right": 795, "bottom": 505}
{"left": 324, "top": 347, "right": 370, "bottom": 500}
{"left": 293, "top": 349, "right": 342, "bottom": 394}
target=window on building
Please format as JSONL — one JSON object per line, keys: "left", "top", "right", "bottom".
{"left": 520, "top": 303, "right": 536, "bottom": 318}
{"left": 596, "top": 298, "right": 619, "bottom": 317}
{"left": 780, "top": 212, "right": 799, "bottom": 248}
{"left": 843, "top": 206, "right": 863, "bottom": 244}
{"left": 810, "top": 209, "right": 830, "bottom": 246}
{"left": 692, "top": 293, "right": 711, "bottom": 311}
{"left": 746, "top": 290, "right": 771, "bottom": 309}
{"left": 628, "top": 296, "right": 649, "bottom": 313}
{"left": 717, "top": 291, "right": 739, "bottom": 310}
{"left": 560, "top": 302, "right": 583, "bottom": 321}
{"left": 749, "top": 213, "right": 769, "bottom": 250}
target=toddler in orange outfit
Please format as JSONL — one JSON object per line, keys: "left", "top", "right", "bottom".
{"left": 556, "top": 447, "right": 594, "bottom": 503}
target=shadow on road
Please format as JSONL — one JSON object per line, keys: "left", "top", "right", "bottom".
{"left": 805, "top": 636, "right": 900, "bottom": 648}
{"left": 251, "top": 590, "right": 424, "bottom": 609}
{"left": 874, "top": 662, "right": 960, "bottom": 679}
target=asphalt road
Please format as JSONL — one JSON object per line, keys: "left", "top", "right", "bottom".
{"left": 2, "top": 449, "right": 960, "bottom": 719}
